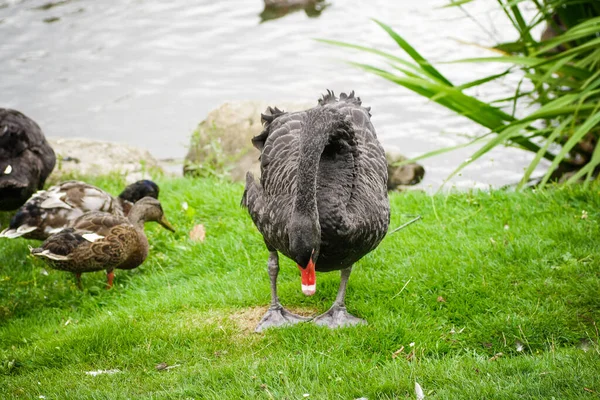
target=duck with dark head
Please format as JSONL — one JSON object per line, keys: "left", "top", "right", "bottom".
{"left": 242, "top": 90, "right": 390, "bottom": 332}
{"left": 1, "top": 180, "right": 160, "bottom": 241}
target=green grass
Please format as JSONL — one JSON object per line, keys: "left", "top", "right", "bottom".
{"left": 0, "top": 176, "right": 599, "bottom": 399}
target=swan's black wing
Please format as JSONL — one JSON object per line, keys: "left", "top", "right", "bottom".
{"left": 315, "top": 91, "right": 390, "bottom": 269}
{"left": 242, "top": 108, "right": 306, "bottom": 253}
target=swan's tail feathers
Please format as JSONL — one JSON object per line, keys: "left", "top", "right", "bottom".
{"left": 339, "top": 91, "right": 363, "bottom": 106}
{"left": 253, "top": 106, "right": 286, "bottom": 152}
{"left": 318, "top": 89, "right": 337, "bottom": 105}
{"left": 260, "top": 106, "right": 285, "bottom": 126}
{"left": 251, "top": 129, "right": 269, "bottom": 152}
{"left": 318, "top": 90, "right": 364, "bottom": 108}
{"left": 0, "top": 225, "right": 37, "bottom": 239}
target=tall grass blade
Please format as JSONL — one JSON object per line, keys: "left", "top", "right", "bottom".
{"left": 372, "top": 19, "right": 454, "bottom": 86}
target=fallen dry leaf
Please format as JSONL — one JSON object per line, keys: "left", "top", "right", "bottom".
{"left": 189, "top": 224, "right": 206, "bottom": 242}
{"left": 155, "top": 362, "right": 181, "bottom": 371}
{"left": 155, "top": 362, "right": 168, "bottom": 371}
{"left": 489, "top": 352, "right": 503, "bottom": 361}
{"left": 437, "top": 296, "right": 446, "bottom": 303}
{"left": 392, "top": 346, "right": 405, "bottom": 359}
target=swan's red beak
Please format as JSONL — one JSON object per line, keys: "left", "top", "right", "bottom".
{"left": 298, "top": 258, "right": 316, "bottom": 296}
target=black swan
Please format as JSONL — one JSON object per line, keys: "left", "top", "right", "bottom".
{"left": 1, "top": 180, "right": 159, "bottom": 240}
{"left": 0, "top": 108, "right": 56, "bottom": 211}
{"left": 242, "top": 90, "right": 390, "bottom": 331}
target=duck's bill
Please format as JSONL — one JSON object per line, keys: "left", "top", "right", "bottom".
{"left": 298, "top": 258, "right": 316, "bottom": 296}
{"left": 159, "top": 216, "right": 176, "bottom": 232}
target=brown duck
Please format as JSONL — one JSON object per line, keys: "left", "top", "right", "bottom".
{"left": 30, "top": 197, "right": 175, "bottom": 289}
{"left": 1, "top": 180, "right": 160, "bottom": 240}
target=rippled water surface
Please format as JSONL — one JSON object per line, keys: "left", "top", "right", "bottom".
{"left": 0, "top": 0, "right": 544, "bottom": 188}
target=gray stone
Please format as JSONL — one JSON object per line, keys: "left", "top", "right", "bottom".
{"left": 184, "top": 101, "right": 425, "bottom": 189}
{"left": 48, "top": 138, "right": 163, "bottom": 184}
{"left": 184, "top": 101, "right": 312, "bottom": 182}
{"left": 385, "top": 146, "right": 426, "bottom": 190}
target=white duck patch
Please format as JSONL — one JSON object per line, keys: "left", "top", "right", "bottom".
{"left": 3, "top": 165, "right": 12, "bottom": 175}
{"left": 46, "top": 227, "right": 65, "bottom": 235}
{"left": 33, "top": 250, "right": 72, "bottom": 261}
{"left": 16, "top": 225, "right": 37, "bottom": 234}
{"left": 82, "top": 233, "right": 105, "bottom": 242}
{"left": 81, "top": 188, "right": 112, "bottom": 211}
{"left": 0, "top": 228, "right": 18, "bottom": 238}
{"left": 0, "top": 225, "right": 37, "bottom": 238}
{"left": 40, "top": 192, "right": 72, "bottom": 209}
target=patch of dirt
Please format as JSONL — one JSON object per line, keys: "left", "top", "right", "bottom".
{"left": 229, "top": 306, "right": 319, "bottom": 334}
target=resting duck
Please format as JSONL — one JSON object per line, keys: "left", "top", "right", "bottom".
{"left": 0, "top": 108, "right": 56, "bottom": 211}
{"left": 242, "top": 90, "right": 390, "bottom": 332}
{"left": 0, "top": 180, "right": 159, "bottom": 240}
{"left": 30, "top": 197, "right": 175, "bottom": 289}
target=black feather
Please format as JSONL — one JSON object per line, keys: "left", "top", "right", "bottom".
{"left": 118, "top": 180, "right": 160, "bottom": 203}
{"left": 0, "top": 108, "right": 55, "bottom": 210}
{"left": 243, "top": 90, "right": 389, "bottom": 273}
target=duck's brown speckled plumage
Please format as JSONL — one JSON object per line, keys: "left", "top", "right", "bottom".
{"left": 0, "top": 108, "right": 55, "bottom": 211}
{"left": 30, "top": 197, "right": 174, "bottom": 288}
{"left": 242, "top": 90, "right": 390, "bottom": 331}
{"left": 36, "top": 217, "right": 148, "bottom": 274}
{"left": 1, "top": 180, "right": 159, "bottom": 240}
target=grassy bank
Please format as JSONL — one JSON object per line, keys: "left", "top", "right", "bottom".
{"left": 0, "top": 176, "right": 599, "bottom": 399}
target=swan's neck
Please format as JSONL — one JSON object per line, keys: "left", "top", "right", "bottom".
{"left": 294, "top": 134, "right": 326, "bottom": 218}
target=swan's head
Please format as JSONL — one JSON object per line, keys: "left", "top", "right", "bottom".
{"left": 289, "top": 217, "right": 320, "bottom": 296}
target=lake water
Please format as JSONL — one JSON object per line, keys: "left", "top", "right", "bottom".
{"left": 0, "top": 0, "right": 545, "bottom": 189}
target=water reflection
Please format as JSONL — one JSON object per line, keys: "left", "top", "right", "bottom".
{"left": 33, "top": 1, "right": 73, "bottom": 11}
{"left": 0, "top": 0, "right": 545, "bottom": 189}
{"left": 260, "top": 0, "right": 329, "bottom": 23}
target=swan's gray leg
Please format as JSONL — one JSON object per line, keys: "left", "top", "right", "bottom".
{"left": 255, "top": 251, "right": 310, "bottom": 332}
{"left": 313, "top": 266, "right": 366, "bottom": 328}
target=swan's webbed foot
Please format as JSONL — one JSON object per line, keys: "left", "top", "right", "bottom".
{"left": 255, "top": 304, "right": 310, "bottom": 332}
{"left": 313, "top": 304, "right": 366, "bottom": 329}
